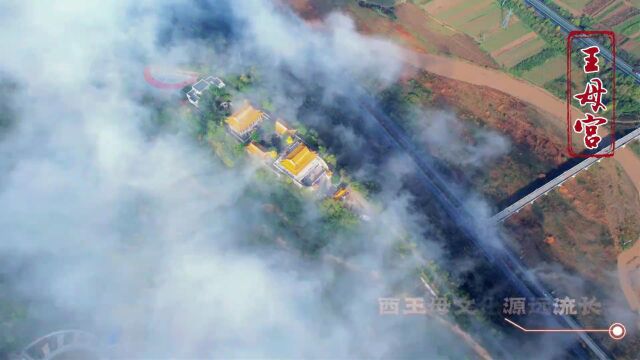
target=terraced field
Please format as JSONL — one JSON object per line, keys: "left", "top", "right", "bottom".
{"left": 522, "top": 56, "right": 587, "bottom": 90}
{"left": 496, "top": 36, "right": 546, "bottom": 67}
{"left": 554, "top": 0, "right": 640, "bottom": 62}
{"left": 483, "top": 22, "right": 532, "bottom": 52}
{"left": 420, "top": 0, "right": 637, "bottom": 104}
{"left": 423, "top": 0, "right": 551, "bottom": 68}
{"left": 614, "top": 16, "right": 640, "bottom": 36}
{"left": 557, "top": 0, "right": 590, "bottom": 14}
{"left": 594, "top": 1, "right": 624, "bottom": 21}
{"left": 519, "top": 0, "right": 640, "bottom": 65}
{"left": 623, "top": 37, "right": 640, "bottom": 57}
{"left": 521, "top": 56, "right": 566, "bottom": 84}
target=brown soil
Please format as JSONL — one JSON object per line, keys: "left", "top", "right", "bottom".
{"left": 616, "top": 147, "right": 640, "bottom": 194}
{"left": 601, "top": 5, "right": 640, "bottom": 27}
{"left": 622, "top": 37, "right": 640, "bottom": 56}
{"left": 281, "top": 0, "right": 339, "bottom": 19}
{"left": 491, "top": 32, "right": 538, "bottom": 58}
{"left": 404, "top": 52, "right": 582, "bottom": 127}
{"left": 618, "top": 239, "right": 640, "bottom": 311}
{"left": 423, "top": 0, "right": 467, "bottom": 14}
{"left": 285, "top": 0, "right": 500, "bottom": 69}
{"left": 343, "top": 2, "right": 582, "bottom": 128}
{"left": 412, "top": 71, "right": 567, "bottom": 163}
{"left": 507, "top": 158, "right": 640, "bottom": 287}
{"left": 284, "top": 0, "right": 317, "bottom": 19}
{"left": 441, "top": 0, "right": 494, "bottom": 23}
{"left": 404, "top": 70, "right": 571, "bottom": 203}
{"left": 586, "top": 0, "right": 616, "bottom": 16}
{"left": 288, "top": 0, "right": 582, "bottom": 199}
{"left": 282, "top": 1, "right": 640, "bottom": 353}
{"left": 370, "top": 3, "right": 500, "bottom": 68}
{"left": 558, "top": 0, "right": 584, "bottom": 16}
{"left": 282, "top": 0, "right": 619, "bottom": 142}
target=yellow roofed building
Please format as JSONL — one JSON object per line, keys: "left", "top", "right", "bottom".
{"left": 246, "top": 142, "right": 277, "bottom": 162}
{"left": 275, "top": 140, "right": 330, "bottom": 188}
{"left": 275, "top": 119, "right": 295, "bottom": 137}
{"left": 225, "top": 101, "right": 265, "bottom": 142}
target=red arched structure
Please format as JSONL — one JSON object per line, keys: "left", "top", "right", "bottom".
{"left": 143, "top": 66, "right": 199, "bottom": 90}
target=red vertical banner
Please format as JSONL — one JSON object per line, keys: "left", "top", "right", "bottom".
{"left": 566, "top": 30, "right": 616, "bottom": 158}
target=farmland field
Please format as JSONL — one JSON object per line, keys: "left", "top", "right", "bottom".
{"left": 595, "top": 2, "right": 623, "bottom": 20}
{"left": 481, "top": 21, "right": 532, "bottom": 52}
{"left": 614, "top": 17, "right": 640, "bottom": 36}
{"left": 454, "top": 7, "right": 502, "bottom": 38}
{"left": 523, "top": 57, "right": 587, "bottom": 93}
{"left": 556, "top": 0, "right": 590, "bottom": 14}
{"left": 623, "top": 40, "right": 640, "bottom": 58}
{"left": 438, "top": 0, "right": 494, "bottom": 23}
{"left": 496, "top": 36, "right": 546, "bottom": 67}
{"left": 424, "top": 0, "right": 550, "bottom": 68}
{"left": 521, "top": 56, "right": 566, "bottom": 85}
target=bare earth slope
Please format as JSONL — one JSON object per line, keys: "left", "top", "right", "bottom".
{"left": 283, "top": 2, "right": 640, "bottom": 340}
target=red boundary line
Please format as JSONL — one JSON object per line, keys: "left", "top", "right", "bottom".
{"left": 566, "top": 30, "right": 616, "bottom": 158}
{"left": 143, "top": 66, "right": 199, "bottom": 90}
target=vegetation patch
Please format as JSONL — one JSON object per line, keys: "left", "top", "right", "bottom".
{"left": 496, "top": 37, "right": 547, "bottom": 68}
{"left": 357, "top": 0, "right": 397, "bottom": 19}
{"left": 521, "top": 55, "right": 566, "bottom": 85}
{"left": 499, "top": 0, "right": 567, "bottom": 51}
{"left": 544, "top": 74, "right": 569, "bottom": 98}
{"left": 509, "top": 46, "right": 559, "bottom": 73}
{"left": 614, "top": 16, "right": 640, "bottom": 36}
{"left": 616, "top": 74, "right": 640, "bottom": 120}
{"left": 595, "top": 2, "right": 623, "bottom": 21}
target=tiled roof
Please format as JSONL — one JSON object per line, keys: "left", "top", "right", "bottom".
{"left": 279, "top": 143, "right": 317, "bottom": 176}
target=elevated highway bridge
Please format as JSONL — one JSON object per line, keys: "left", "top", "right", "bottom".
{"left": 493, "top": 126, "right": 640, "bottom": 222}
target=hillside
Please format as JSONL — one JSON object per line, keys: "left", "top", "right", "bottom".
{"left": 284, "top": 1, "right": 640, "bottom": 356}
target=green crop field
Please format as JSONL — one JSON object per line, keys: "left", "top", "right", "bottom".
{"left": 624, "top": 42, "right": 640, "bottom": 58}
{"left": 438, "top": 0, "right": 504, "bottom": 38}
{"left": 522, "top": 56, "right": 586, "bottom": 90}
{"left": 481, "top": 21, "right": 532, "bottom": 53}
{"left": 614, "top": 17, "right": 640, "bottom": 37}
{"left": 557, "top": 0, "right": 590, "bottom": 13}
{"left": 595, "top": 2, "right": 623, "bottom": 21}
{"left": 426, "top": 0, "right": 552, "bottom": 69}
{"left": 496, "top": 36, "right": 546, "bottom": 67}
{"left": 521, "top": 56, "right": 566, "bottom": 85}
{"left": 438, "top": 0, "right": 493, "bottom": 23}
{"left": 458, "top": 10, "right": 503, "bottom": 38}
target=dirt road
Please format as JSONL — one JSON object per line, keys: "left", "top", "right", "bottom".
{"left": 403, "top": 51, "right": 581, "bottom": 128}
{"left": 616, "top": 147, "right": 640, "bottom": 194}
{"left": 289, "top": 0, "right": 580, "bottom": 129}
{"left": 615, "top": 147, "right": 640, "bottom": 311}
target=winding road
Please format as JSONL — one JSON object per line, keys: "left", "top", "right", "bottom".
{"left": 404, "top": 51, "right": 580, "bottom": 126}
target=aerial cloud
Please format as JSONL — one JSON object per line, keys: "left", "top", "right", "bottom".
{"left": 0, "top": 0, "right": 475, "bottom": 358}
{"left": 0, "top": 1, "right": 605, "bottom": 359}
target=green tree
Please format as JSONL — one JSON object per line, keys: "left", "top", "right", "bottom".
{"left": 320, "top": 198, "right": 359, "bottom": 231}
